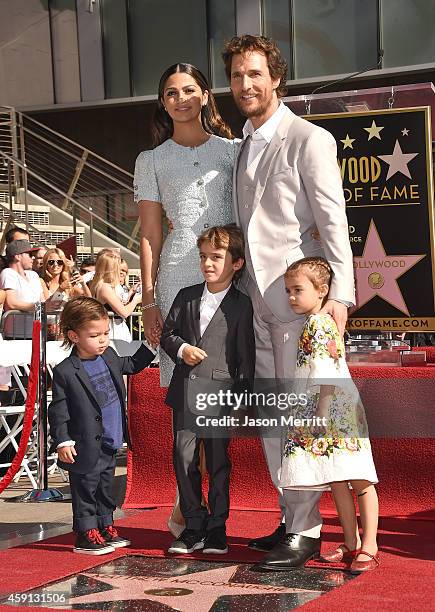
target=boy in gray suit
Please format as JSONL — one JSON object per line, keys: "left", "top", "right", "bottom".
{"left": 161, "top": 224, "right": 255, "bottom": 555}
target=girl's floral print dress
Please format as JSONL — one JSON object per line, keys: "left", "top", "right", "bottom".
{"left": 280, "top": 313, "right": 378, "bottom": 490}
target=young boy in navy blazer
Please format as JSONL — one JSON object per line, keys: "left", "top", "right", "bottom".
{"left": 48, "top": 296, "right": 154, "bottom": 555}
{"left": 160, "top": 224, "right": 255, "bottom": 555}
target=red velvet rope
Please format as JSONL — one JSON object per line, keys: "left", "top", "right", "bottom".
{"left": 0, "top": 321, "right": 41, "bottom": 493}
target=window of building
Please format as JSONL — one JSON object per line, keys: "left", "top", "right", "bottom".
{"left": 292, "top": 0, "right": 379, "bottom": 79}
{"left": 262, "top": 0, "right": 379, "bottom": 80}
{"left": 101, "top": 0, "right": 131, "bottom": 99}
{"left": 380, "top": 0, "right": 435, "bottom": 68}
{"left": 208, "top": 0, "right": 236, "bottom": 88}
{"left": 128, "top": 0, "right": 209, "bottom": 97}
{"left": 262, "top": 0, "right": 293, "bottom": 79}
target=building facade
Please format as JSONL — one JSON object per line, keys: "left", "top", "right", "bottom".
{"left": 1, "top": 0, "right": 434, "bottom": 170}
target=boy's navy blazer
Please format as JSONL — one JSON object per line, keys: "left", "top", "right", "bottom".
{"left": 48, "top": 343, "right": 154, "bottom": 473}
{"left": 160, "top": 282, "right": 255, "bottom": 422}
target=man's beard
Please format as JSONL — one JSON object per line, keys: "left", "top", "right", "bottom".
{"left": 234, "top": 92, "right": 273, "bottom": 118}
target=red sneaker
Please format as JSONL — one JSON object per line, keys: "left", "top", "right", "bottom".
{"left": 100, "top": 525, "right": 131, "bottom": 548}
{"left": 74, "top": 528, "right": 115, "bottom": 555}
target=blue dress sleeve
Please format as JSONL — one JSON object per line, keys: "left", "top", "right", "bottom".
{"left": 133, "top": 150, "right": 160, "bottom": 204}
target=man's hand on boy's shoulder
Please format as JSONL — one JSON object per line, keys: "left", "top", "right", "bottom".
{"left": 57, "top": 444, "right": 77, "bottom": 464}
{"left": 182, "top": 344, "right": 208, "bottom": 366}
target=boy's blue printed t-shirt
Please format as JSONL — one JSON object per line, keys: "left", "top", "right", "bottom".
{"left": 81, "top": 356, "right": 123, "bottom": 450}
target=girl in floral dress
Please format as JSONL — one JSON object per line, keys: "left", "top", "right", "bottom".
{"left": 280, "top": 257, "right": 379, "bottom": 574}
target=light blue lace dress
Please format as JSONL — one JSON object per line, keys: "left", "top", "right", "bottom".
{"left": 134, "top": 135, "right": 237, "bottom": 386}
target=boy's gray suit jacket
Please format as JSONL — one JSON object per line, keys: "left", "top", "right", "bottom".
{"left": 160, "top": 282, "right": 255, "bottom": 428}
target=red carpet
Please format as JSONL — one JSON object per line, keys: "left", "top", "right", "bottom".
{"left": 0, "top": 508, "right": 433, "bottom": 612}
{"left": 412, "top": 345, "right": 435, "bottom": 363}
{"left": 125, "top": 368, "right": 435, "bottom": 519}
{"left": 4, "top": 365, "right": 431, "bottom": 611}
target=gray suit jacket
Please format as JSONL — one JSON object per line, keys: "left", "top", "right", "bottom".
{"left": 160, "top": 282, "right": 255, "bottom": 428}
{"left": 234, "top": 105, "right": 355, "bottom": 322}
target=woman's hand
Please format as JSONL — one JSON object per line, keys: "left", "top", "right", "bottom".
{"left": 129, "top": 283, "right": 141, "bottom": 299}
{"left": 142, "top": 304, "right": 163, "bottom": 347}
{"left": 59, "top": 279, "right": 73, "bottom": 292}
{"left": 70, "top": 269, "right": 83, "bottom": 286}
{"left": 64, "top": 255, "right": 75, "bottom": 270}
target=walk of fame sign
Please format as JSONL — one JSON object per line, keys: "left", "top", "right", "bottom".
{"left": 308, "top": 107, "right": 435, "bottom": 332}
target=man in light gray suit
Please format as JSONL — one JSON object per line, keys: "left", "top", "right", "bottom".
{"left": 223, "top": 35, "right": 355, "bottom": 570}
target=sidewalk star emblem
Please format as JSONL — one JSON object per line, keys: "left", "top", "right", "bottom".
{"left": 69, "top": 564, "right": 317, "bottom": 611}
{"left": 353, "top": 220, "right": 425, "bottom": 315}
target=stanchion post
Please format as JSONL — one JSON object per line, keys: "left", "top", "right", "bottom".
{"left": 36, "top": 301, "right": 48, "bottom": 491}
{"left": 19, "top": 303, "right": 69, "bottom": 502}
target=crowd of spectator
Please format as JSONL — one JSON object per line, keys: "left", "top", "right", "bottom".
{"left": 0, "top": 225, "right": 142, "bottom": 405}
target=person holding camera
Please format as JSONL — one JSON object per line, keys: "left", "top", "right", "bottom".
{"left": 41, "top": 248, "right": 90, "bottom": 304}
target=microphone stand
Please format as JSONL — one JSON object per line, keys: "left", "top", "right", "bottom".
{"left": 305, "top": 52, "right": 384, "bottom": 115}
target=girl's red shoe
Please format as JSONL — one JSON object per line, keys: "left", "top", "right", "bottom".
{"left": 320, "top": 543, "right": 360, "bottom": 563}
{"left": 350, "top": 550, "right": 380, "bottom": 574}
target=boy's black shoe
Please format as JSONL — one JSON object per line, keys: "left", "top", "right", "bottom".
{"left": 73, "top": 529, "right": 115, "bottom": 555}
{"left": 167, "top": 529, "right": 205, "bottom": 554}
{"left": 100, "top": 525, "right": 131, "bottom": 548}
{"left": 203, "top": 527, "right": 228, "bottom": 554}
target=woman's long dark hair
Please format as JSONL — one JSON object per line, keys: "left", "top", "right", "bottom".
{"left": 151, "top": 63, "right": 233, "bottom": 147}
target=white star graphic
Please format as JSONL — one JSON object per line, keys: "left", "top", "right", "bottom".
{"left": 378, "top": 139, "right": 418, "bottom": 180}
{"left": 363, "top": 120, "right": 384, "bottom": 140}
{"left": 340, "top": 134, "right": 355, "bottom": 149}
{"left": 68, "top": 565, "right": 318, "bottom": 611}
{"left": 401, "top": 128, "right": 410, "bottom": 136}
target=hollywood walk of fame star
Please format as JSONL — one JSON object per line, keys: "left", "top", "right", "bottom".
{"left": 353, "top": 220, "right": 425, "bottom": 315}
{"left": 401, "top": 128, "right": 410, "bottom": 136}
{"left": 340, "top": 134, "right": 355, "bottom": 149}
{"left": 378, "top": 139, "right": 418, "bottom": 181}
{"left": 67, "top": 565, "right": 318, "bottom": 611}
{"left": 364, "top": 120, "right": 384, "bottom": 140}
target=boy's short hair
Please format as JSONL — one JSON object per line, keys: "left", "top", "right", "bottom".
{"left": 60, "top": 296, "right": 109, "bottom": 349}
{"left": 197, "top": 224, "right": 245, "bottom": 282}
{"left": 285, "top": 256, "right": 332, "bottom": 289}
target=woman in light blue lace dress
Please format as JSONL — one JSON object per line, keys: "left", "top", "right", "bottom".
{"left": 134, "top": 64, "right": 237, "bottom": 387}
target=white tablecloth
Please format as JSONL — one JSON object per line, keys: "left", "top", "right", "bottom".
{"left": 0, "top": 340, "right": 144, "bottom": 367}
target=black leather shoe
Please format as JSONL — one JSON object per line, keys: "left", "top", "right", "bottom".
{"left": 258, "top": 533, "right": 321, "bottom": 570}
{"left": 248, "top": 524, "right": 286, "bottom": 552}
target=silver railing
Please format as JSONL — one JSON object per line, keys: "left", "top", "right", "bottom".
{"left": 0, "top": 105, "right": 140, "bottom": 254}
{"left": 0, "top": 201, "right": 47, "bottom": 249}
{"left": 0, "top": 309, "right": 36, "bottom": 340}
{"left": 0, "top": 149, "right": 138, "bottom": 256}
